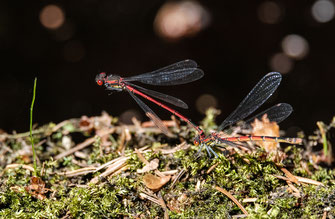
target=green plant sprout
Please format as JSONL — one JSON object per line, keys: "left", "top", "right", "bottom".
{"left": 317, "top": 121, "right": 329, "bottom": 156}
{"left": 30, "top": 77, "right": 38, "bottom": 176}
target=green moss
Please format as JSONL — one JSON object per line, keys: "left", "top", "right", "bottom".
{"left": 1, "top": 110, "right": 335, "bottom": 218}
{"left": 199, "top": 107, "right": 220, "bottom": 133}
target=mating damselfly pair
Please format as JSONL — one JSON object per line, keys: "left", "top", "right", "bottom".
{"left": 96, "top": 60, "right": 302, "bottom": 157}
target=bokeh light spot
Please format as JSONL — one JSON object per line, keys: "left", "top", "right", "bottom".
{"left": 281, "top": 34, "right": 309, "bottom": 60}
{"left": 312, "top": 0, "right": 335, "bottom": 23}
{"left": 154, "top": 1, "right": 210, "bottom": 41}
{"left": 270, "top": 53, "right": 293, "bottom": 74}
{"left": 257, "top": 1, "right": 282, "bottom": 24}
{"left": 52, "top": 22, "right": 75, "bottom": 42}
{"left": 196, "top": 94, "right": 218, "bottom": 114}
{"left": 39, "top": 5, "right": 65, "bottom": 29}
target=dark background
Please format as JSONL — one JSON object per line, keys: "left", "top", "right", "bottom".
{"left": 1, "top": 0, "right": 334, "bottom": 135}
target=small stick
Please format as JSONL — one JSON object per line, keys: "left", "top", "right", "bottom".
{"left": 170, "top": 169, "right": 186, "bottom": 189}
{"left": 322, "top": 211, "right": 327, "bottom": 219}
{"left": 286, "top": 181, "right": 301, "bottom": 198}
{"left": 134, "top": 148, "right": 149, "bottom": 164}
{"left": 272, "top": 175, "right": 324, "bottom": 186}
{"left": 1, "top": 164, "right": 35, "bottom": 177}
{"left": 52, "top": 119, "right": 71, "bottom": 132}
{"left": 215, "top": 186, "right": 248, "bottom": 216}
{"left": 54, "top": 128, "right": 115, "bottom": 160}
{"left": 57, "top": 167, "right": 97, "bottom": 177}
{"left": 242, "top": 198, "right": 257, "bottom": 203}
{"left": 280, "top": 167, "right": 300, "bottom": 185}
{"left": 206, "top": 162, "right": 220, "bottom": 174}
{"left": 135, "top": 148, "right": 165, "bottom": 177}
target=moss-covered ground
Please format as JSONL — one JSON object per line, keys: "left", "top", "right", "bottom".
{"left": 0, "top": 110, "right": 334, "bottom": 218}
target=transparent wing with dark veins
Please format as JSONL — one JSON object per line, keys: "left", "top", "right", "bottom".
{"left": 127, "top": 89, "right": 171, "bottom": 136}
{"left": 127, "top": 82, "right": 188, "bottom": 109}
{"left": 124, "top": 60, "right": 204, "bottom": 86}
{"left": 216, "top": 138, "right": 247, "bottom": 148}
{"left": 245, "top": 103, "right": 293, "bottom": 127}
{"left": 218, "top": 72, "right": 282, "bottom": 131}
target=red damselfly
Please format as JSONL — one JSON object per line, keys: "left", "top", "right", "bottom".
{"left": 96, "top": 61, "right": 301, "bottom": 157}
{"left": 193, "top": 72, "right": 302, "bottom": 157}
{"left": 95, "top": 60, "right": 204, "bottom": 136}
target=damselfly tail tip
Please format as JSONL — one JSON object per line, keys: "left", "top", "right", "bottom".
{"left": 282, "top": 137, "right": 303, "bottom": 145}
{"left": 293, "top": 138, "right": 303, "bottom": 145}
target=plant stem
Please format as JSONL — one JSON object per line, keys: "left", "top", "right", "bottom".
{"left": 316, "top": 121, "right": 328, "bottom": 156}
{"left": 30, "top": 77, "right": 38, "bottom": 176}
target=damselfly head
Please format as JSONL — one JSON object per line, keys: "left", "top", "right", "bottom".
{"left": 96, "top": 72, "right": 106, "bottom": 86}
{"left": 193, "top": 136, "right": 200, "bottom": 146}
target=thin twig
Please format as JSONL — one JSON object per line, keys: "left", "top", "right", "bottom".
{"left": 54, "top": 128, "right": 115, "bottom": 160}
{"left": 139, "top": 191, "right": 169, "bottom": 219}
{"left": 215, "top": 186, "right": 248, "bottom": 216}
{"left": 322, "top": 211, "right": 327, "bottom": 219}
{"left": 242, "top": 198, "right": 257, "bottom": 203}
{"left": 286, "top": 181, "right": 301, "bottom": 198}
{"left": 90, "top": 157, "right": 128, "bottom": 184}
{"left": 57, "top": 167, "right": 97, "bottom": 177}
{"left": 206, "top": 162, "right": 220, "bottom": 174}
{"left": 135, "top": 148, "right": 149, "bottom": 164}
{"left": 1, "top": 164, "right": 35, "bottom": 177}
{"left": 272, "top": 175, "right": 324, "bottom": 186}
{"left": 52, "top": 119, "right": 71, "bottom": 132}
{"left": 170, "top": 169, "right": 186, "bottom": 189}
{"left": 280, "top": 167, "right": 300, "bottom": 185}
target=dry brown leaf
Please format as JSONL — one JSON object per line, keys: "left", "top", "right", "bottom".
{"left": 251, "top": 114, "right": 280, "bottom": 152}
{"left": 143, "top": 173, "right": 171, "bottom": 191}
{"left": 137, "top": 158, "right": 159, "bottom": 173}
{"left": 25, "top": 176, "right": 51, "bottom": 200}
{"left": 79, "top": 115, "right": 94, "bottom": 132}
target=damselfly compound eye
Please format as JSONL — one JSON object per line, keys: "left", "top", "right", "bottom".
{"left": 96, "top": 72, "right": 106, "bottom": 86}
{"left": 97, "top": 80, "right": 103, "bottom": 86}
{"left": 193, "top": 138, "right": 199, "bottom": 146}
